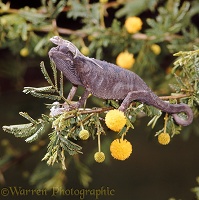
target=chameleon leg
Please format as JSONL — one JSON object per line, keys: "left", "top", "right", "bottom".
{"left": 119, "top": 91, "right": 148, "bottom": 112}
{"left": 51, "top": 85, "right": 80, "bottom": 115}
{"left": 69, "top": 89, "right": 90, "bottom": 110}
{"left": 67, "top": 85, "right": 78, "bottom": 101}
{"left": 61, "top": 85, "right": 78, "bottom": 110}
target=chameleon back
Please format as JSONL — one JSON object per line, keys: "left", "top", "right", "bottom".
{"left": 74, "top": 56, "right": 150, "bottom": 100}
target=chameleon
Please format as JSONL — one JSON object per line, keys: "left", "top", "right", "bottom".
{"left": 48, "top": 36, "right": 193, "bottom": 126}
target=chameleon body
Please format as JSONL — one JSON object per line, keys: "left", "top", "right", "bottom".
{"left": 48, "top": 36, "right": 193, "bottom": 126}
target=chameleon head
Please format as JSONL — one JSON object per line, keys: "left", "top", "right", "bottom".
{"left": 50, "top": 36, "right": 79, "bottom": 58}
{"left": 48, "top": 39, "right": 83, "bottom": 86}
{"left": 50, "top": 36, "right": 65, "bottom": 46}
{"left": 48, "top": 45, "right": 74, "bottom": 65}
{"left": 48, "top": 46, "right": 74, "bottom": 61}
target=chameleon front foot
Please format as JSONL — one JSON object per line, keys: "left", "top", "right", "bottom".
{"left": 69, "top": 102, "right": 81, "bottom": 110}
{"left": 50, "top": 101, "right": 81, "bottom": 117}
{"left": 118, "top": 105, "right": 127, "bottom": 112}
{"left": 50, "top": 102, "right": 69, "bottom": 117}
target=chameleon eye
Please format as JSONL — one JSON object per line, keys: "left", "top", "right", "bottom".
{"left": 55, "top": 46, "right": 60, "bottom": 51}
{"left": 64, "top": 58, "right": 73, "bottom": 65}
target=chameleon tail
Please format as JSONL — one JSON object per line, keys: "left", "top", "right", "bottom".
{"left": 119, "top": 89, "right": 193, "bottom": 126}
{"left": 149, "top": 93, "right": 193, "bottom": 126}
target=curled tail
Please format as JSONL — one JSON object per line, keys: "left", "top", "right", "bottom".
{"left": 171, "top": 104, "right": 193, "bottom": 126}
{"left": 149, "top": 93, "right": 193, "bottom": 126}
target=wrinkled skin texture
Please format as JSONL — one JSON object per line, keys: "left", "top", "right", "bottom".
{"left": 48, "top": 36, "right": 193, "bottom": 126}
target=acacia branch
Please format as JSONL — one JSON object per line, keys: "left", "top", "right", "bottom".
{"left": 159, "top": 93, "right": 189, "bottom": 100}
{"left": 60, "top": 93, "right": 191, "bottom": 121}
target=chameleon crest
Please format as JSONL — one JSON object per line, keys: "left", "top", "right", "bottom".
{"left": 49, "top": 36, "right": 193, "bottom": 126}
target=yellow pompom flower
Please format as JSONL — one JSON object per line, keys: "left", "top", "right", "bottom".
{"left": 79, "top": 129, "right": 90, "bottom": 140}
{"left": 110, "top": 139, "right": 132, "bottom": 160}
{"left": 20, "top": 47, "right": 29, "bottom": 57}
{"left": 94, "top": 152, "right": 105, "bottom": 163}
{"left": 30, "top": 145, "right": 40, "bottom": 152}
{"left": 105, "top": 109, "right": 126, "bottom": 132}
{"left": 1, "top": 139, "right": 9, "bottom": 146}
{"left": 150, "top": 44, "right": 161, "bottom": 55}
{"left": 80, "top": 46, "right": 90, "bottom": 56}
{"left": 116, "top": 51, "right": 135, "bottom": 69}
{"left": 88, "top": 35, "right": 95, "bottom": 41}
{"left": 99, "top": 0, "right": 108, "bottom": 3}
{"left": 125, "top": 16, "right": 143, "bottom": 34}
{"left": 158, "top": 133, "right": 170, "bottom": 145}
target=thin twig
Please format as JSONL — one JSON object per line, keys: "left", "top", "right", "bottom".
{"left": 61, "top": 93, "right": 191, "bottom": 121}
{"left": 163, "top": 113, "right": 168, "bottom": 133}
{"left": 159, "top": 94, "right": 189, "bottom": 100}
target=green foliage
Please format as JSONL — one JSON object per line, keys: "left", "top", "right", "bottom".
{"left": 29, "top": 162, "right": 67, "bottom": 190}
{"left": 2, "top": 112, "right": 50, "bottom": 142}
{"left": 23, "top": 61, "right": 66, "bottom": 101}
{"left": 191, "top": 177, "right": 199, "bottom": 200}
{"left": 74, "top": 158, "right": 92, "bottom": 188}
{"left": 172, "top": 48, "right": 199, "bottom": 113}
{"left": 115, "top": 0, "right": 159, "bottom": 18}
{"left": 146, "top": 1, "right": 190, "bottom": 38}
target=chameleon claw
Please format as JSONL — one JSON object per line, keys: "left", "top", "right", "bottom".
{"left": 69, "top": 102, "right": 81, "bottom": 110}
